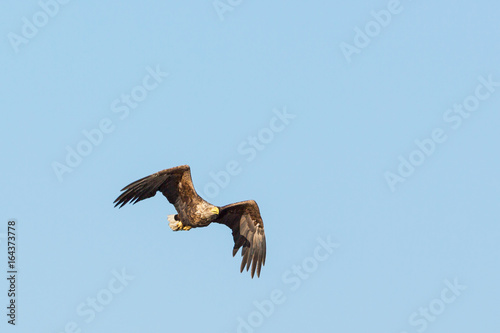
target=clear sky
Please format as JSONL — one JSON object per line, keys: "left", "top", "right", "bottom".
{"left": 1, "top": 1, "right": 499, "bottom": 332}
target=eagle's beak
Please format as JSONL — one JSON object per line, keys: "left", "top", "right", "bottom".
{"left": 211, "top": 207, "right": 220, "bottom": 215}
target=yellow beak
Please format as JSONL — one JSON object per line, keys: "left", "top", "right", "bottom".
{"left": 211, "top": 207, "right": 220, "bottom": 215}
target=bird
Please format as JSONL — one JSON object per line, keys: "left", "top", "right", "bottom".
{"left": 113, "top": 165, "right": 266, "bottom": 278}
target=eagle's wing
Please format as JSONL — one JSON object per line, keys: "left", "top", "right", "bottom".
{"left": 215, "top": 200, "right": 266, "bottom": 278}
{"left": 113, "top": 165, "right": 197, "bottom": 209}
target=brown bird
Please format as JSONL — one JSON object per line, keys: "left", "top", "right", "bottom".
{"left": 114, "top": 165, "right": 266, "bottom": 278}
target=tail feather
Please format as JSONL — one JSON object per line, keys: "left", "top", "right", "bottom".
{"left": 168, "top": 214, "right": 181, "bottom": 231}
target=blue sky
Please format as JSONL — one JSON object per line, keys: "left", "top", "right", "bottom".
{"left": 1, "top": 1, "right": 499, "bottom": 332}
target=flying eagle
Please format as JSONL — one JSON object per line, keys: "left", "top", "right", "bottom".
{"left": 113, "top": 165, "right": 266, "bottom": 278}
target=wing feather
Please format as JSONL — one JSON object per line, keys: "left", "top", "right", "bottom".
{"left": 113, "top": 165, "right": 196, "bottom": 210}
{"left": 215, "top": 200, "right": 266, "bottom": 278}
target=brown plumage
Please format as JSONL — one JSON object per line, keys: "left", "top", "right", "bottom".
{"left": 114, "top": 165, "right": 266, "bottom": 278}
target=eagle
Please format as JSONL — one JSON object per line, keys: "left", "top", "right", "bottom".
{"left": 113, "top": 165, "right": 266, "bottom": 278}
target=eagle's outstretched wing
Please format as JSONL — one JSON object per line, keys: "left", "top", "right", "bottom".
{"left": 215, "top": 200, "right": 266, "bottom": 278}
{"left": 113, "top": 165, "right": 197, "bottom": 209}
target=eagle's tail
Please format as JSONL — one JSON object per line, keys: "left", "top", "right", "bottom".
{"left": 168, "top": 214, "right": 188, "bottom": 231}
{"left": 168, "top": 215, "right": 177, "bottom": 230}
